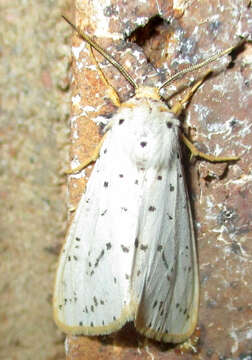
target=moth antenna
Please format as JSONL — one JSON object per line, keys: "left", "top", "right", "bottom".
{"left": 159, "top": 38, "right": 246, "bottom": 90}
{"left": 63, "top": 16, "right": 138, "bottom": 89}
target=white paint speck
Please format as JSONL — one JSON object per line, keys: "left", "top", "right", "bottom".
{"left": 72, "top": 43, "right": 86, "bottom": 59}
{"left": 72, "top": 94, "right": 81, "bottom": 106}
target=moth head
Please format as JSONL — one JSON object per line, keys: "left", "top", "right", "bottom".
{"left": 135, "top": 87, "right": 160, "bottom": 101}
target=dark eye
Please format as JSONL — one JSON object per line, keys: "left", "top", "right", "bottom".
{"left": 166, "top": 121, "right": 172, "bottom": 128}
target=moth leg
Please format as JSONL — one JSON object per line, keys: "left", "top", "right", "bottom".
{"left": 171, "top": 70, "right": 212, "bottom": 116}
{"left": 181, "top": 133, "right": 240, "bottom": 162}
{"left": 89, "top": 45, "right": 121, "bottom": 107}
{"left": 64, "top": 135, "right": 106, "bottom": 174}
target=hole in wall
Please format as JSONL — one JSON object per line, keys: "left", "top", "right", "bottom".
{"left": 126, "top": 15, "right": 172, "bottom": 68}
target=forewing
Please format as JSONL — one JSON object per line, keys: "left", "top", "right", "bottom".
{"left": 53, "top": 127, "right": 142, "bottom": 335}
{"left": 134, "top": 151, "right": 199, "bottom": 343}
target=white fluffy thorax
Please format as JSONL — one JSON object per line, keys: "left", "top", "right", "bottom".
{"left": 109, "top": 91, "right": 180, "bottom": 170}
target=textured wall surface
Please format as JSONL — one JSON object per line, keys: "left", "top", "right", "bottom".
{"left": 64, "top": 0, "right": 251, "bottom": 359}
{"left": 0, "top": 1, "right": 72, "bottom": 359}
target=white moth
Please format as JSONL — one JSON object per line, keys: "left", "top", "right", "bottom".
{"left": 54, "top": 17, "right": 241, "bottom": 343}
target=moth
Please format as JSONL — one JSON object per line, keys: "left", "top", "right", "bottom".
{"left": 53, "top": 16, "right": 241, "bottom": 343}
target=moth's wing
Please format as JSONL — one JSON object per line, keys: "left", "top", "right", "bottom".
{"left": 133, "top": 151, "right": 199, "bottom": 343}
{"left": 53, "top": 127, "right": 141, "bottom": 335}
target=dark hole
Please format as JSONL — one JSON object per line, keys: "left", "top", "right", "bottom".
{"left": 127, "top": 15, "right": 165, "bottom": 46}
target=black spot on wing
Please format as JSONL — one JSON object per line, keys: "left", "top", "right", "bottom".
{"left": 94, "top": 249, "right": 105, "bottom": 267}
{"left": 148, "top": 206, "right": 156, "bottom": 212}
{"left": 121, "top": 244, "right": 130, "bottom": 253}
{"left": 119, "top": 118, "right": 125, "bottom": 125}
{"left": 161, "top": 251, "right": 169, "bottom": 269}
{"left": 158, "top": 301, "right": 163, "bottom": 312}
{"left": 140, "top": 244, "right": 148, "bottom": 251}
{"left": 93, "top": 296, "right": 98, "bottom": 306}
